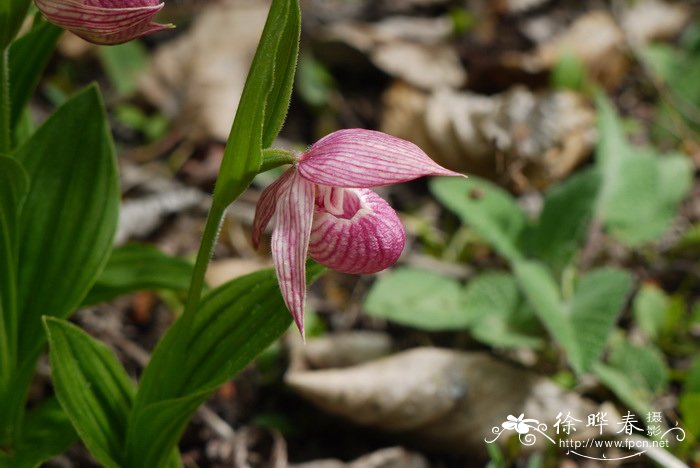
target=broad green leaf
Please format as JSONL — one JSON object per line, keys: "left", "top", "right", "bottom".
{"left": 215, "top": 0, "right": 299, "bottom": 205}
{"left": 12, "top": 397, "right": 77, "bottom": 468}
{"left": 126, "top": 393, "right": 204, "bottom": 468}
{"left": 261, "top": 0, "right": 300, "bottom": 147}
{"left": 82, "top": 244, "right": 193, "bottom": 307}
{"left": 525, "top": 169, "right": 600, "bottom": 273}
{"left": 595, "top": 95, "right": 693, "bottom": 245}
{"left": 609, "top": 341, "right": 669, "bottom": 395}
{"left": 364, "top": 268, "right": 467, "bottom": 330}
{"left": 126, "top": 264, "right": 325, "bottom": 468}
{"left": 513, "top": 260, "right": 580, "bottom": 369}
{"left": 570, "top": 268, "right": 632, "bottom": 372}
{"left": 430, "top": 176, "right": 525, "bottom": 262}
{"left": 633, "top": 283, "right": 669, "bottom": 341}
{"left": 593, "top": 362, "right": 652, "bottom": 418}
{"left": 14, "top": 85, "right": 119, "bottom": 408}
{"left": 9, "top": 22, "right": 61, "bottom": 130}
{"left": 44, "top": 317, "right": 135, "bottom": 468}
{"left": 98, "top": 41, "right": 149, "bottom": 98}
{"left": 462, "top": 272, "right": 542, "bottom": 348}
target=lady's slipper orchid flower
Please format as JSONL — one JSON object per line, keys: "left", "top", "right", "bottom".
{"left": 35, "top": 0, "right": 172, "bottom": 45}
{"left": 253, "top": 129, "right": 462, "bottom": 337}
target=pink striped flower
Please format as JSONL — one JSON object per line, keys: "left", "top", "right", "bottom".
{"left": 35, "top": 0, "right": 172, "bottom": 45}
{"left": 253, "top": 129, "right": 462, "bottom": 337}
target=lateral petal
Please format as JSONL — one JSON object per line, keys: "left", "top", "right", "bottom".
{"left": 308, "top": 188, "right": 405, "bottom": 274}
{"left": 298, "top": 129, "right": 462, "bottom": 188}
{"left": 271, "top": 171, "right": 315, "bottom": 337}
{"left": 252, "top": 168, "right": 294, "bottom": 249}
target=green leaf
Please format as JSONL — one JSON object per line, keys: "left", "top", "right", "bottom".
{"left": 98, "top": 41, "right": 149, "bottom": 98}
{"left": 430, "top": 176, "right": 525, "bottom": 262}
{"left": 215, "top": 0, "right": 300, "bottom": 206}
{"left": 296, "top": 53, "right": 334, "bottom": 107}
{"left": 609, "top": 341, "right": 669, "bottom": 395}
{"left": 463, "top": 272, "right": 542, "bottom": 348}
{"left": 261, "top": 0, "right": 300, "bottom": 147}
{"left": 9, "top": 22, "right": 61, "bottom": 131}
{"left": 514, "top": 260, "right": 579, "bottom": 367}
{"left": 633, "top": 283, "right": 669, "bottom": 341}
{"left": 525, "top": 169, "right": 600, "bottom": 273}
{"left": 593, "top": 362, "right": 653, "bottom": 417}
{"left": 12, "top": 397, "right": 77, "bottom": 468}
{"left": 44, "top": 317, "right": 135, "bottom": 468}
{"left": 82, "top": 244, "right": 193, "bottom": 306}
{"left": 0, "top": 0, "right": 32, "bottom": 50}
{"left": 15, "top": 85, "right": 119, "bottom": 363}
{"left": 595, "top": 94, "right": 693, "bottom": 245}
{"left": 570, "top": 268, "right": 632, "bottom": 372}
{"left": 0, "top": 156, "right": 27, "bottom": 360}
{"left": 0, "top": 156, "right": 28, "bottom": 444}
{"left": 126, "top": 264, "right": 325, "bottom": 468}
{"left": 364, "top": 268, "right": 467, "bottom": 330}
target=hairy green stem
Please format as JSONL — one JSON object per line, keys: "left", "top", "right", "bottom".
{"left": 179, "top": 199, "right": 227, "bottom": 337}
{"left": 260, "top": 148, "right": 296, "bottom": 172}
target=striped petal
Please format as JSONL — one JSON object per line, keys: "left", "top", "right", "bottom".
{"left": 297, "top": 129, "right": 462, "bottom": 188}
{"left": 35, "top": 0, "right": 172, "bottom": 45}
{"left": 308, "top": 188, "right": 405, "bottom": 274}
{"left": 271, "top": 171, "right": 315, "bottom": 338}
{"left": 252, "top": 168, "right": 294, "bottom": 249}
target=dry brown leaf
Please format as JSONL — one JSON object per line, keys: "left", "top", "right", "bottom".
{"left": 139, "top": 0, "right": 269, "bottom": 142}
{"left": 382, "top": 83, "right": 595, "bottom": 191}
{"left": 286, "top": 348, "right": 600, "bottom": 455}
{"left": 621, "top": 0, "right": 690, "bottom": 45}
{"left": 532, "top": 11, "right": 627, "bottom": 88}
{"left": 319, "top": 17, "right": 466, "bottom": 90}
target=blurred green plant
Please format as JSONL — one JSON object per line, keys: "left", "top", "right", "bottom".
{"left": 365, "top": 94, "right": 695, "bottom": 434}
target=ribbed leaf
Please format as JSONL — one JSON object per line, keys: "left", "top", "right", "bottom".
{"left": 15, "top": 85, "right": 119, "bottom": 363}
{"left": 9, "top": 22, "right": 61, "bottom": 130}
{"left": 570, "top": 268, "right": 632, "bottom": 372}
{"left": 525, "top": 169, "right": 600, "bottom": 273}
{"left": 514, "top": 260, "right": 580, "bottom": 369}
{"left": 44, "top": 318, "right": 135, "bottom": 468}
{"left": 82, "top": 244, "right": 193, "bottom": 307}
{"left": 215, "top": 0, "right": 300, "bottom": 205}
{"left": 12, "top": 398, "right": 77, "bottom": 468}
{"left": 126, "top": 263, "right": 325, "bottom": 468}
{"left": 430, "top": 176, "right": 525, "bottom": 262}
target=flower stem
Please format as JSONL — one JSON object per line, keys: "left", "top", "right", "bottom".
{"left": 0, "top": 47, "right": 11, "bottom": 153}
{"left": 260, "top": 148, "right": 296, "bottom": 172}
{"left": 179, "top": 198, "right": 227, "bottom": 339}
